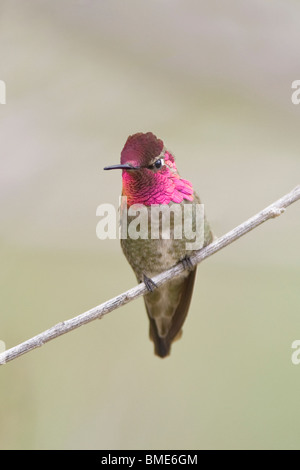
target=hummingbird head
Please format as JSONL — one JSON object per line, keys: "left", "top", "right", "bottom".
{"left": 104, "top": 132, "right": 194, "bottom": 206}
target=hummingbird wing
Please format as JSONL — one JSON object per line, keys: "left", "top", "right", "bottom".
{"left": 144, "top": 267, "right": 197, "bottom": 358}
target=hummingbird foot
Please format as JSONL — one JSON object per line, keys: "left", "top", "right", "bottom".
{"left": 143, "top": 274, "right": 158, "bottom": 292}
{"left": 181, "top": 255, "right": 194, "bottom": 272}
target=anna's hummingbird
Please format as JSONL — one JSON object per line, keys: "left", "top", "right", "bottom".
{"left": 104, "top": 132, "right": 213, "bottom": 358}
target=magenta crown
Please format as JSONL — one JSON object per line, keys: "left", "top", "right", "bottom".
{"left": 121, "top": 132, "right": 164, "bottom": 167}
{"left": 120, "top": 132, "right": 194, "bottom": 206}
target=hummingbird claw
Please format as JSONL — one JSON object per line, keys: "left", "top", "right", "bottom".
{"left": 181, "top": 256, "right": 194, "bottom": 272}
{"left": 143, "top": 274, "right": 158, "bottom": 292}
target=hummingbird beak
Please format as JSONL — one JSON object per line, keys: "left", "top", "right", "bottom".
{"left": 103, "top": 164, "right": 140, "bottom": 171}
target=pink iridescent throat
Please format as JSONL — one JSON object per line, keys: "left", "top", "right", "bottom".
{"left": 122, "top": 151, "right": 194, "bottom": 206}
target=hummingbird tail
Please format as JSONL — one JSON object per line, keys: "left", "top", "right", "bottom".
{"left": 148, "top": 324, "right": 172, "bottom": 358}
{"left": 149, "top": 326, "right": 183, "bottom": 357}
{"left": 145, "top": 268, "right": 197, "bottom": 358}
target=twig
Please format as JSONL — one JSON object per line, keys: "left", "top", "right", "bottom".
{"left": 0, "top": 185, "right": 299, "bottom": 365}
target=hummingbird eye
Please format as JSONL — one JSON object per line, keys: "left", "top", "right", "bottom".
{"left": 153, "top": 158, "right": 165, "bottom": 170}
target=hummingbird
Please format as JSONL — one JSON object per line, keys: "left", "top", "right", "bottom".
{"left": 104, "top": 132, "right": 213, "bottom": 357}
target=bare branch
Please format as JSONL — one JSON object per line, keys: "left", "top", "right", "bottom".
{"left": 0, "top": 185, "right": 299, "bottom": 365}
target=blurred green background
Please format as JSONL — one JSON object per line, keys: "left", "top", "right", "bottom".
{"left": 0, "top": 0, "right": 300, "bottom": 450}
